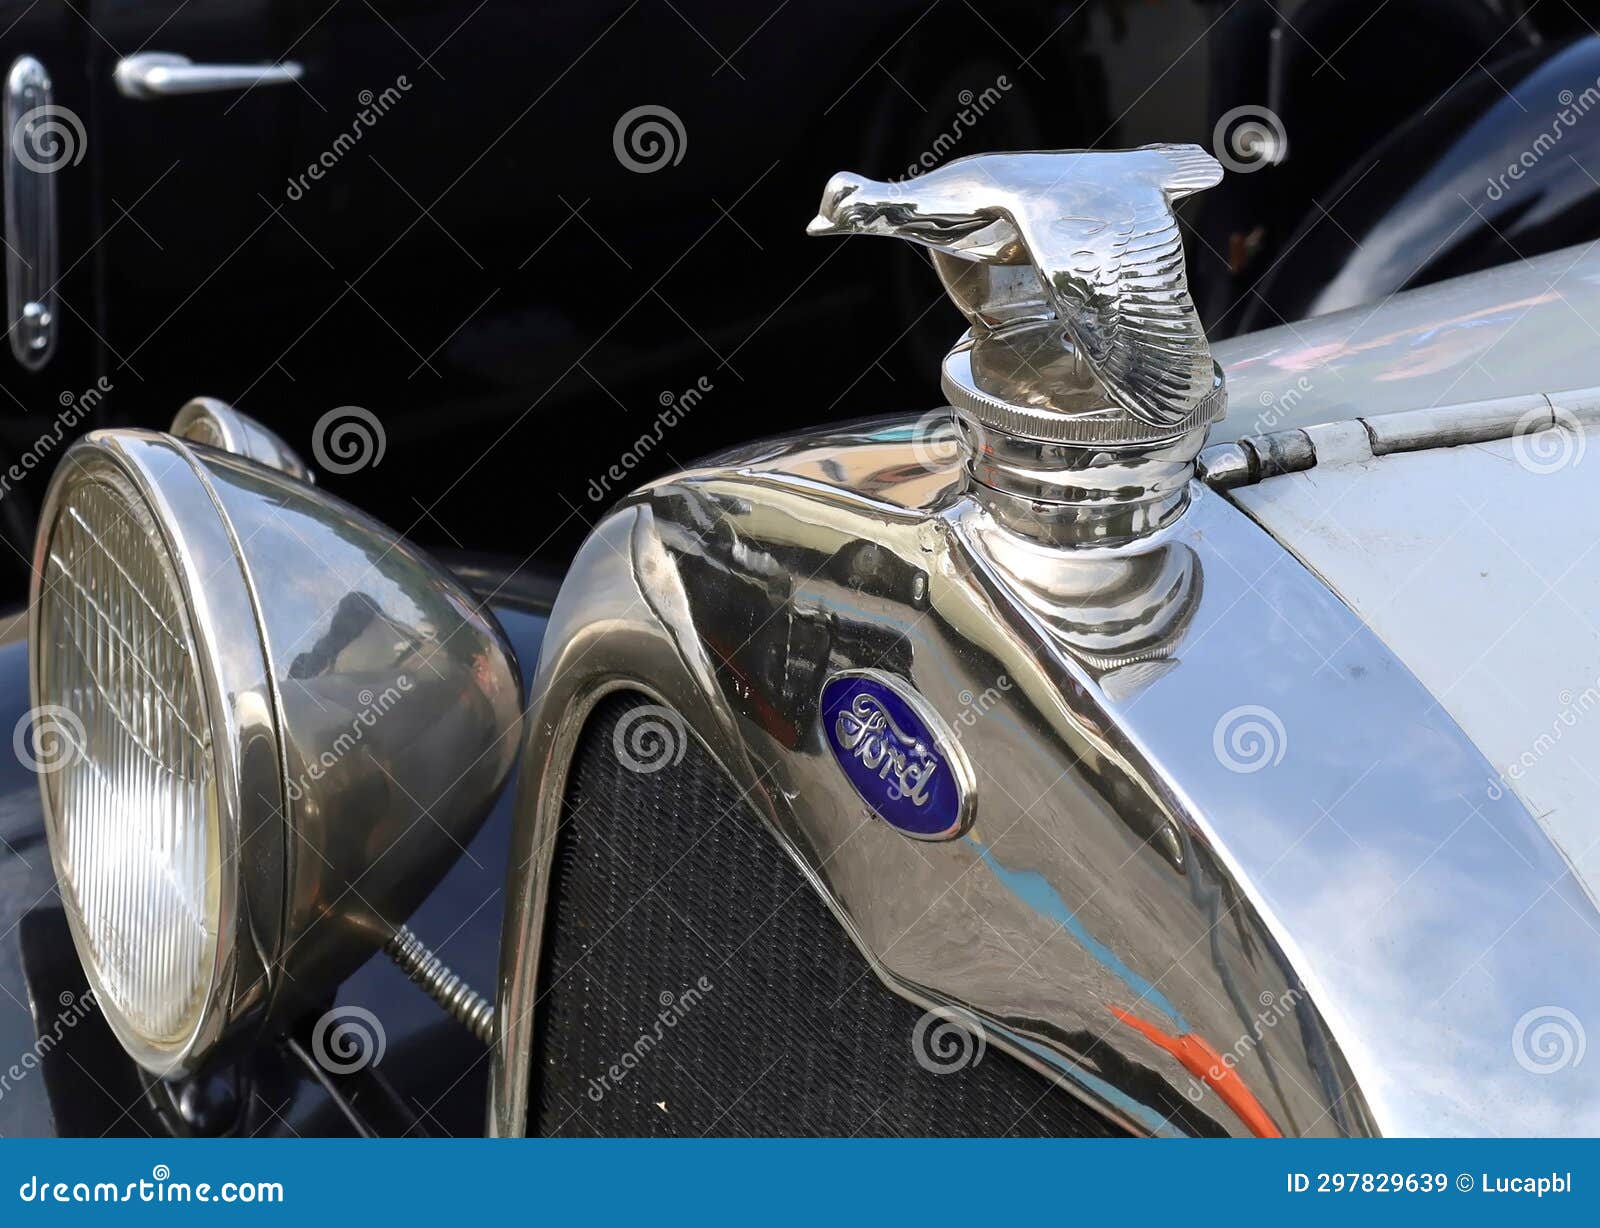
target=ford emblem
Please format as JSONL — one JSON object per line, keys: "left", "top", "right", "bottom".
{"left": 819, "top": 669, "right": 973, "bottom": 840}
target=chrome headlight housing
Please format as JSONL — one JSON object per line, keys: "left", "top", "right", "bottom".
{"left": 29, "top": 428, "right": 522, "bottom": 1076}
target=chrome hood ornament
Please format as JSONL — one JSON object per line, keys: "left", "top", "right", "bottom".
{"left": 810, "top": 146, "right": 1225, "bottom": 545}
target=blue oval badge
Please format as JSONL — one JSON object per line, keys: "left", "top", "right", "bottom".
{"left": 819, "top": 670, "right": 972, "bottom": 840}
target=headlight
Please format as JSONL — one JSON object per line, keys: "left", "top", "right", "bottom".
{"left": 37, "top": 463, "right": 224, "bottom": 1058}
{"left": 30, "top": 427, "right": 522, "bottom": 1076}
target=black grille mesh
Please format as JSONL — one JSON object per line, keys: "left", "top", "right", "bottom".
{"left": 528, "top": 692, "right": 1118, "bottom": 1137}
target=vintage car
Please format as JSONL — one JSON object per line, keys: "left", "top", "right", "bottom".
{"left": 5, "top": 122, "right": 1600, "bottom": 1140}
{"left": 11, "top": 0, "right": 1600, "bottom": 1145}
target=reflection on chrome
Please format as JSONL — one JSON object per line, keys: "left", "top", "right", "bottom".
{"left": 30, "top": 428, "right": 522, "bottom": 1076}
{"left": 495, "top": 416, "right": 1600, "bottom": 1137}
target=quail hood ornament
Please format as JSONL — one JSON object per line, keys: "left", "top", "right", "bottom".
{"left": 809, "top": 145, "right": 1226, "bottom": 546}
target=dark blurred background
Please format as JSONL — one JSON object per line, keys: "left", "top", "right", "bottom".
{"left": 0, "top": 0, "right": 1595, "bottom": 599}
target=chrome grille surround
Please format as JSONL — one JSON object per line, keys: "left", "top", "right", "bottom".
{"left": 493, "top": 416, "right": 1600, "bottom": 1137}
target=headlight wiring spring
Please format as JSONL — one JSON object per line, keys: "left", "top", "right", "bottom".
{"left": 385, "top": 924, "right": 495, "bottom": 1045}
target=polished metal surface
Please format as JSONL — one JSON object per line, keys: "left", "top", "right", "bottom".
{"left": 962, "top": 419, "right": 1213, "bottom": 547}
{"left": 1199, "top": 385, "right": 1600, "bottom": 490}
{"left": 942, "top": 324, "right": 1226, "bottom": 446}
{"left": 170, "top": 397, "right": 311, "bottom": 482}
{"left": 1227, "top": 428, "right": 1600, "bottom": 963}
{"left": 808, "top": 147, "right": 1223, "bottom": 429}
{"left": 492, "top": 418, "right": 1600, "bottom": 1137}
{"left": 113, "top": 53, "right": 304, "bottom": 100}
{"left": 31, "top": 430, "right": 522, "bottom": 1075}
{"left": 169, "top": 439, "right": 524, "bottom": 1021}
{"left": 4, "top": 56, "right": 59, "bottom": 372}
{"left": 809, "top": 147, "right": 1226, "bottom": 549}
{"left": 1212, "top": 241, "right": 1600, "bottom": 441}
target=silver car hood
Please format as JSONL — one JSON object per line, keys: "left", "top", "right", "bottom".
{"left": 1214, "top": 240, "right": 1600, "bottom": 918}
{"left": 1214, "top": 241, "right": 1600, "bottom": 437}
{"left": 1232, "top": 427, "right": 1600, "bottom": 946}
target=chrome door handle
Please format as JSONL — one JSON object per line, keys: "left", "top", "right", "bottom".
{"left": 113, "top": 52, "right": 303, "bottom": 100}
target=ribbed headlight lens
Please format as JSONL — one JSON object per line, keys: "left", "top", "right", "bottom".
{"left": 36, "top": 466, "right": 224, "bottom": 1056}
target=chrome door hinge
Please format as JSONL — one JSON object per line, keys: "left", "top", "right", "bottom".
{"left": 4, "top": 56, "right": 65, "bottom": 372}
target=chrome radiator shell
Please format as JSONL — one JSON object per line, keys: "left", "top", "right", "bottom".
{"left": 491, "top": 418, "right": 1600, "bottom": 1137}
